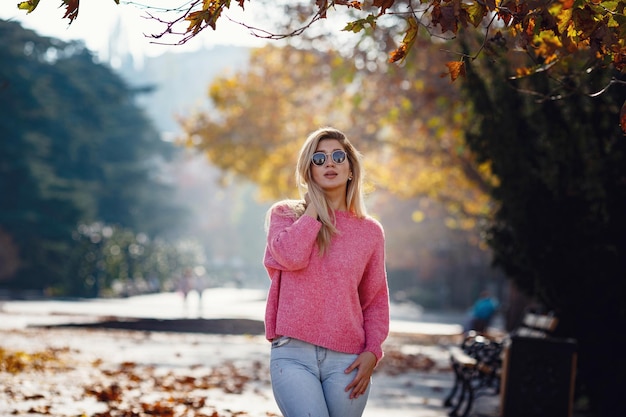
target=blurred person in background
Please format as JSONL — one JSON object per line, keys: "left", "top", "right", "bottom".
{"left": 465, "top": 290, "right": 499, "bottom": 333}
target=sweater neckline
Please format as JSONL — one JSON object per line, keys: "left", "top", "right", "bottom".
{"left": 334, "top": 209, "right": 354, "bottom": 218}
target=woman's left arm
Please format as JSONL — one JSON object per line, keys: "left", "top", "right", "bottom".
{"left": 359, "top": 223, "right": 390, "bottom": 362}
{"left": 344, "top": 222, "right": 390, "bottom": 398}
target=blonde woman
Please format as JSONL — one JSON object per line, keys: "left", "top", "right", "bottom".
{"left": 263, "top": 127, "right": 390, "bottom": 417}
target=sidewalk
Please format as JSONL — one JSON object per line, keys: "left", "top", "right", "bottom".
{"left": 0, "top": 289, "right": 503, "bottom": 417}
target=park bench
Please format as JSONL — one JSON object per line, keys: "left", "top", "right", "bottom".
{"left": 443, "top": 311, "right": 574, "bottom": 417}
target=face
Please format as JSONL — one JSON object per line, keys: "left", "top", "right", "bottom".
{"left": 310, "top": 139, "right": 352, "bottom": 193}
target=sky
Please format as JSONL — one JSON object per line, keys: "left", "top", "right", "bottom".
{"left": 1, "top": 1, "right": 267, "bottom": 62}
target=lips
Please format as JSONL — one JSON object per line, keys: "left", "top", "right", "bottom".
{"left": 324, "top": 171, "right": 338, "bottom": 178}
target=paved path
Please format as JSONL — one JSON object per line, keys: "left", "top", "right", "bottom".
{"left": 0, "top": 289, "right": 502, "bottom": 417}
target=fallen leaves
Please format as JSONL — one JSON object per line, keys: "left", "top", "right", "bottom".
{"left": 1, "top": 342, "right": 273, "bottom": 417}
{"left": 377, "top": 349, "right": 438, "bottom": 376}
{"left": 0, "top": 346, "right": 71, "bottom": 373}
{"left": 1, "top": 331, "right": 450, "bottom": 416}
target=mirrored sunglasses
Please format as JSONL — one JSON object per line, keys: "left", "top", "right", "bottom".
{"left": 311, "top": 150, "right": 347, "bottom": 166}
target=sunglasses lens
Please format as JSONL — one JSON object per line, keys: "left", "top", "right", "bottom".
{"left": 311, "top": 152, "right": 326, "bottom": 166}
{"left": 332, "top": 150, "right": 347, "bottom": 164}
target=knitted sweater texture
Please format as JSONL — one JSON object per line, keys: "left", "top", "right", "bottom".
{"left": 263, "top": 202, "right": 390, "bottom": 361}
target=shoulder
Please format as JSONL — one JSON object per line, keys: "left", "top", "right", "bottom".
{"left": 352, "top": 214, "right": 385, "bottom": 238}
{"left": 363, "top": 214, "right": 384, "bottom": 231}
{"left": 269, "top": 199, "right": 305, "bottom": 218}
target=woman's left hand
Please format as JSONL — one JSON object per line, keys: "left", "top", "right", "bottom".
{"left": 344, "top": 351, "right": 377, "bottom": 399}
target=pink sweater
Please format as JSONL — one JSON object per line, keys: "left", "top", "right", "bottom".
{"left": 263, "top": 203, "right": 390, "bottom": 361}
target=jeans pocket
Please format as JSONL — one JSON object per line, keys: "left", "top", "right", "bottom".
{"left": 271, "top": 336, "right": 291, "bottom": 348}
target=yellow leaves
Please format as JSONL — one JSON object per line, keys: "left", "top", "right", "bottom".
{"left": 412, "top": 210, "right": 425, "bottom": 223}
{"left": 17, "top": 0, "right": 40, "bottom": 13}
{"left": 389, "top": 15, "right": 419, "bottom": 63}
{"left": 532, "top": 31, "right": 563, "bottom": 63}
{"left": 178, "top": 45, "right": 356, "bottom": 199}
{"left": 18, "top": 0, "right": 117, "bottom": 23}
{"left": 558, "top": 7, "right": 579, "bottom": 49}
{"left": 179, "top": 42, "right": 495, "bottom": 227}
{"left": 462, "top": 1, "right": 487, "bottom": 28}
{"left": 0, "top": 346, "right": 67, "bottom": 374}
{"left": 444, "top": 213, "right": 478, "bottom": 230}
{"left": 477, "top": 161, "right": 499, "bottom": 188}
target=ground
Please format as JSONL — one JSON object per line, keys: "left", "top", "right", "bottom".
{"left": 0, "top": 289, "right": 494, "bottom": 417}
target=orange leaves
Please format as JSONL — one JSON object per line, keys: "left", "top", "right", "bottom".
{"left": 1, "top": 340, "right": 272, "bottom": 416}
{"left": 19, "top": 0, "right": 120, "bottom": 23}
{"left": 431, "top": 2, "right": 459, "bottom": 34}
{"left": 444, "top": 60, "right": 466, "bottom": 82}
{"left": 186, "top": 0, "right": 226, "bottom": 33}
{"left": 16, "top": 0, "right": 626, "bottom": 89}
{"left": 184, "top": 0, "right": 248, "bottom": 35}
{"left": 373, "top": 0, "right": 396, "bottom": 14}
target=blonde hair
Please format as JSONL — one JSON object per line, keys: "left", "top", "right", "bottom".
{"left": 299, "top": 127, "right": 368, "bottom": 254}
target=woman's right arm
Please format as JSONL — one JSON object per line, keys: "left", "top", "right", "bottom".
{"left": 265, "top": 204, "right": 321, "bottom": 271}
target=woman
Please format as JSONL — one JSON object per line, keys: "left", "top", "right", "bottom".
{"left": 263, "top": 127, "right": 390, "bottom": 417}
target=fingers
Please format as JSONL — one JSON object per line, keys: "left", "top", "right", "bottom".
{"left": 345, "top": 371, "right": 370, "bottom": 399}
{"left": 344, "top": 359, "right": 357, "bottom": 374}
{"left": 344, "top": 353, "right": 376, "bottom": 399}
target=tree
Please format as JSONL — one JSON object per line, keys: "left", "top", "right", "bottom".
{"left": 0, "top": 20, "right": 186, "bottom": 294}
{"left": 179, "top": 43, "right": 494, "bottom": 229}
{"left": 460, "top": 29, "right": 626, "bottom": 415}
{"left": 19, "top": 0, "right": 626, "bottom": 130}
{"left": 177, "top": 42, "right": 503, "bottom": 307}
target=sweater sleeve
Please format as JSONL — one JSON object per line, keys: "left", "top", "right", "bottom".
{"left": 265, "top": 204, "right": 321, "bottom": 271}
{"left": 359, "top": 222, "right": 390, "bottom": 362}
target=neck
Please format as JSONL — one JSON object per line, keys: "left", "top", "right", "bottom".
{"left": 326, "top": 195, "right": 347, "bottom": 212}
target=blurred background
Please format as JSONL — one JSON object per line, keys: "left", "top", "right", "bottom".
{"left": 0, "top": 4, "right": 506, "bottom": 314}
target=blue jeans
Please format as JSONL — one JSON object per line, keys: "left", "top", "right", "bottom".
{"left": 270, "top": 336, "right": 370, "bottom": 417}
